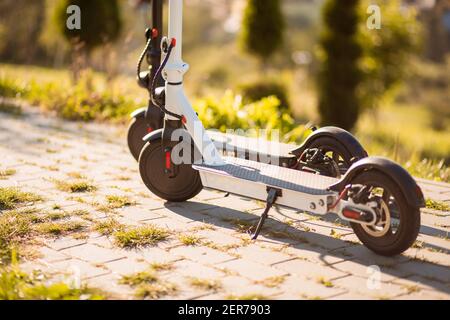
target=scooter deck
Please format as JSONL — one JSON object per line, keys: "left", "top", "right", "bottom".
{"left": 194, "top": 157, "right": 338, "bottom": 214}
{"left": 208, "top": 131, "right": 297, "bottom": 162}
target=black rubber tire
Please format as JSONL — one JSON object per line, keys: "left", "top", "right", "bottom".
{"left": 349, "top": 170, "right": 421, "bottom": 256}
{"left": 303, "top": 136, "right": 366, "bottom": 176}
{"left": 127, "top": 116, "right": 149, "bottom": 161}
{"left": 138, "top": 139, "right": 203, "bottom": 202}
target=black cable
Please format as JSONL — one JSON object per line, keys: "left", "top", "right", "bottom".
{"left": 150, "top": 40, "right": 183, "bottom": 120}
{"left": 136, "top": 38, "right": 152, "bottom": 81}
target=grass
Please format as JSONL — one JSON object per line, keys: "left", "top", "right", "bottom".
{"left": 316, "top": 277, "right": 334, "bottom": 288}
{"left": 0, "top": 211, "right": 33, "bottom": 264}
{"left": 178, "top": 234, "right": 202, "bottom": 246}
{"left": 114, "top": 225, "right": 170, "bottom": 249}
{"left": 105, "top": 195, "right": 135, "bottom": 208}
{"left": 149, "top": 262, "right": 174, "bottom": 272}
{"left": 226, "top": 293, "right": 269, "bottom": 300}
{"left": 188, "top": 277, "right": 222, "bottom": 291}
{"left": 255, "top": 276, "right": 286, "bottom": 288}
{"left": 53, "top": 179, "right": 96, "bottom": 193}
{"left": 0, "top": 264, "right": 104, "bottom": 300}
{"left": 119, "top": 269, "right": 177, "bottom": 299}
{"left": 67, "top": 172, "right": 86, "bottom": 179}
{"left": 93, "top": 219, "right": 125, "bottom": 236}
{"left": 119, "top": 270, "right": 158, "bottom": 287}
{"left": 0, "top": 187, "right": 42, "bottom": 210}
{"left": 36, "top": 221, "right": 85, "bottom": 237}
{"left": 135, "top": 282, "right": 178, "bottom": 299}
{"left": 0, "top": 168, "right": 16, "bottom": 180}
{"left": 426, "top": 199, "right": 450, "bottom": 212}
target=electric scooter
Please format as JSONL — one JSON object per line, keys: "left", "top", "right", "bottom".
{"left": 127, "top": 0, "right": 368, "bottom": 177}
{"left": 136, "top": 0, "right": 425, "bottom": 256}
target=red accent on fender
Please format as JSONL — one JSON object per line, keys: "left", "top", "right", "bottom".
{"left": 165, "top": 151, "right": 171, "bottom": 169}
{"left": 181, "top": 116, "right": 187, "bottom": 124}
{"left": 342, "top": 209, "right": 361, "bottom": 220}
{"left": 147, "top": 127, "right": 153, "bottom": 134}
{"left": 152, "top": 28, "right": 159, "bottom": 38}
{"left": 171, "top": 38, "right": 177, "bottom": 47}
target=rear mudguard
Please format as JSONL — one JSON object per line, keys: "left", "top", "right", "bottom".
{"left": 329, "top": 157, "right": 425, "bottom": 208}
{"left": 130, "top": 107, "right": 146, "bottom": 119}
{"left": 291, "top": 126, "right": 368, "bottom": 160}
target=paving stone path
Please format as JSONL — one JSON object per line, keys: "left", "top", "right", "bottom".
{"left": 1, "top": 104, "right": 449, "bottom": 300}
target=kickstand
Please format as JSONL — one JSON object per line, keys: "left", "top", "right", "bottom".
{"left": 251, "top": 188, "right": 281, "bottom": 240}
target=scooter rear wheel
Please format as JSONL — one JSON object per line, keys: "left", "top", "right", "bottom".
{"left": 349, "top": 170, "right": 420, "bottom": 256}
{"left": 127, "top": 116, "right": 149, "bottom": 161}
{"left": 138, "top": 139, "right": 203, "bottom": 202}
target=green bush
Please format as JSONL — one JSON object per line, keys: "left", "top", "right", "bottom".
{"left": 194, "top": 90, "right": 303, "bottom": 141}
{"left": 0, "top": 70, "right": 135, "bottom": 122}
{"left": 359, "top": 0, "right": 422, "bottom": 110}
{"left": 238, "top": 80, "right": 290, "bottom": 111}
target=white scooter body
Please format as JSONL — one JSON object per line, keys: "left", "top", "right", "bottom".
{"left": 160, "top": 0, "right": 377, "bottom": 227}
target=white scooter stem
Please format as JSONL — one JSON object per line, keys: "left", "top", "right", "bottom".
{"left": 164, "top": 0, "right": 224, "bottom": 166}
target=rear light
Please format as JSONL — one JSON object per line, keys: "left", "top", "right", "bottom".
{"left": 342, "top": 208, "right": 362, "bottom": 220}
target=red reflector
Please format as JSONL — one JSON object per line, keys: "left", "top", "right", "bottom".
{"left": 165, "top": 151, "right": 171, "bottom": 169}
{"left": 147, "top": 127, "right": 153, "bottom": 133}
{"left": 171, "top": 38, "right": 177, "bottom": 47}
{"left": 343, "top": 209, "right": 361, "bottom": 220}
{"left": 152, "top": 28, "right": 159, "bottom": 38}
{"left": 181, "top": 116, "right": 187, "bottom": 124}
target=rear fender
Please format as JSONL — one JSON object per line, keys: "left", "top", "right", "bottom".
{"left": 291, "top": 126, "right": 367, "bottom": 160}
{"left": 329, "top": 157, "right": 425, "bottom": 208}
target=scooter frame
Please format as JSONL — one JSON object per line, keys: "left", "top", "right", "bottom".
{"left": 140, "top": 0, "right": 425, "bottom": 253}
{"left": 153, "top": 0, "right": 379, "bottom": 224}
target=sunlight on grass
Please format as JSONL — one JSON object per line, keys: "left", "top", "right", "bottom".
{"left": 0, "top": 187, "right": 42, "bottom": 210}
{"left": 114, "top": 225, "right": 170, "bottom": 248}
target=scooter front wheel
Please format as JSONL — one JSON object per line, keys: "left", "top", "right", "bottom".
{"left": 349, "top": 170, "right": 421, "bottom": 256}
{"left": 128, "top": 116, "right": 150, "bottom": 161}
{"left": 138, "top": 140, "right": 203, "bottom": 202}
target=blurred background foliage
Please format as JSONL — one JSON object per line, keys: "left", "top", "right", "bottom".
{"left": 0, "top": 0, "right": 449, "bottom": 181}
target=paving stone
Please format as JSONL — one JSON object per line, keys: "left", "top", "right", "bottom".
{"left": 173, "top": 260, "right": 223, "bottom": 279}
{"left": 217, "top": 259, "right": 288, "bottom": 281}
{"left": 276, "top": 275, "right": 347, "bottom": 300}
{"left": 118, "top": 206, "right": 164, "bottom": 222}
{"left": 138, "top": 247, "right": 183, "bottom": 264}
{"left": 282, "top": 243, "right": 352, "bottom": 266}
{"left": 49, "top": 259, "right": 110, "bottom": 280}
{"left": 272, "top": 258, "right": 348, "bottom": 280}
{"left": 38, "top": 246, "right": 71, "bottom": 263}
{"left": 391, "top": 275, "right": 450, "bottom": 298}
{"left": 45, "top": 237, "right": 87, "bottom": 251}
{"left": 230, "top": 244, "right": 293, "bottom": 266}
{"left": 104, "top": 258, "right": 149, "bottom": 276}
{"left": 330, "top": 259, "right": 411, "bottom": 282}
{"left": 393, "top": 260, "right": 450, "bottom": 282}
{"left": 60, "top": 243, "right": 127, "bottom": 264}
{"left": 86, "top": 273, "right": 135, "bottom": 299}
{"left": 170, "top": 245, "right": 235, "bottom": 265}
{"left": 333, "top": 275, "right": 408, "bottom": 299}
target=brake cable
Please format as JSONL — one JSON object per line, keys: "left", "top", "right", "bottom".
{"left": 150, "top": 38, "right": 183, "bottom": 121}
{"left": 136, "top": 37, "right": 152, "bottom": 83}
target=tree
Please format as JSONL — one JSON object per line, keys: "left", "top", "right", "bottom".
{"left": 359, "top": 0, "right": 422, "bottom": 110}
{"left": 53, "top": 0, "right": 122, "bottom": 52}
{"left": 240, "top": 0, "right": 285, "bottom": 64}
{"left": 317, "top": 0, "right": 363, "bottom": 131}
